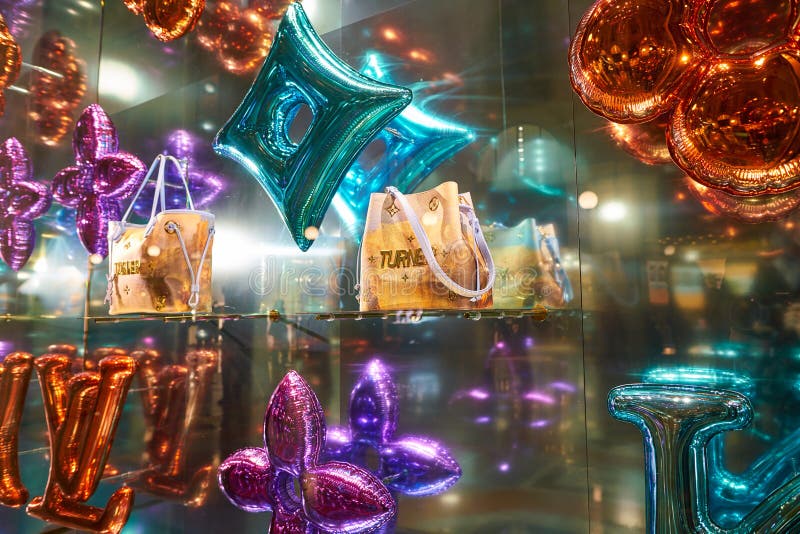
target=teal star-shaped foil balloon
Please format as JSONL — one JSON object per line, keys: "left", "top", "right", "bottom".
{"left": 213, "top": 4, "right": 412, "bottom": 251}
{"left": 332, "top": 52, "right": 476, "bottom": 238}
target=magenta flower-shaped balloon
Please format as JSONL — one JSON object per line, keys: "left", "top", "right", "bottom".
{"left": 52, "top": 104, "right": 146, "bottom": 257}
{"left": 325, "top": 360, "right": 461, "bottom": 499}
{"left": 218, "top": 371, "right": 396, "bottom": 534}
{"left": 0, "top": 138, "right": 51, "bottom": 271}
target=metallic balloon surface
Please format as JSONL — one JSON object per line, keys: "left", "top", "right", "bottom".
{"left": 643, "top": 367, "right": 800, "bottom": 527}
{"left": 213, "top": 3, "right": 412, "bottom": 250}
{"left": 685, "top": 176, "right": 800, "bottom": 222}
{"left": 606, "top": 115, "right": 672, "bottom": 165}
{"left": 196, "top": 1, "right": 274, "bottom": 76}
{"left": 609, "top": 383, "right": 800, "bottom": 533}
{"left": 132, "top": 130, "right": 224, "bottom": 216}
{"left": 0, "top": 12, "right": 20, "bottom": 117}
{"left": 141, "top": 0, "right": 205, "bottom": 42}
{"left": 52, "top": 104, "right": 146, "bottom": 257}
{"left": 569, "top": 0, "right": 702, "bottom": 123}
{"left": 0, "top": 138, "right": 52, "bottom": 271}
{"left": 132, "top": 349, "right": 217, "bottom": 506}
{"left": 218, "top": 371, "right": 396, "bottom": 533}
{"left": 27, "top": 354, "right": 137, "bottom": 534}
{"left": 29, "top": 31, "right": 88, "bottom": 146}
{"left": 0, "top": 353, "right": 33, "bottom": 508}
{"left": 325, "top": 359, "right": 461, "bottom": 498}
{"left": 570, "top": 0, "right": 800, "bottom": 216}
{"left": 333, "top": 52, "right": 475, "bottom": 238}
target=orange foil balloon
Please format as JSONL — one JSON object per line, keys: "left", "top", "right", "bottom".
{"left": 29, "top": 31, "right": 87, "bottom": 146}
{"left": 196, "top": 1, "right": 273, "bottom": 75}
{"left": 27, "top": 354, "right": 136, "bottom": 534}
{"left": 142, "top": 0, "right": 206, "bottom": 42}
{"left": 569, "top": 0, "right": 704, "bottom": 123}
{"left": 686, "top": 0, "right": 797, "bottom": 57}
{"left": 0, "top": 13, "right": 21, "bottom": 117}
{"left": 686, "top": 176, "right": 800, "bottom": 222}
{"left": 131, "top": 349, "right": 163, "bottom": 426}
{"left": 136, "top": 350, "right": 217, "bottom": 506}
{"left": 123, "top": 0, "right": 143, "bottom": 15}
{"left": 607, "top": 115, "right": 672, "bottom": 165}
{"left": 669, "top": 48, "right": 800, "bottom": 196}
{"left": 0, "top": 353, "right": 33, "bottom": 508}
{"left": 252, "top": 0, "right": 296, "bottom": 19}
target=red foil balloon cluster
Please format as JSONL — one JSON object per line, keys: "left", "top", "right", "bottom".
{"left": 570, "top": 0, "right": 800, "bottom": 221}
{"left": 0, "top": 13, "right": 21, "bottom": 117}
{"left": 195, "top": 0, "right": 296, "bottom": 75}
{"left": 123, "top": 0, "right": 206, "bottom": 42}
{"left": 28, "top": 31, "right": 88, "bottom": 147}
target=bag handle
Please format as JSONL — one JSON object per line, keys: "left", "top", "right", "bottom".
{"left": 539, "top": 226, "right": 574, "bottom": 303}
{"left": 386, "top": 186, "right": 495, "bottom": 300}
{"left": 118, "top": 155, "right": 195, "bottom": 234}
{"left": 166, "top": 220, "right": 215, "bottom": 311}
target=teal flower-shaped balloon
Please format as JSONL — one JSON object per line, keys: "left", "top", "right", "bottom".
{"left": 213, "top": 3, "right": 411, "bottom": 251}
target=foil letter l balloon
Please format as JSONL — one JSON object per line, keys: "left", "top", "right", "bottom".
{"left": 213, "top": 3, "right": 412, "bottom": 251}
{"left": 609, "top": 384, "right": 800, "bottom": 533}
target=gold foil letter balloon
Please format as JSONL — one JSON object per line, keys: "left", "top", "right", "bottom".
{"left": 0, "top": 353, "right": 33, "bottom": 508}
{"left": 26, "top": 354, "right": 137, "bottom": 534}
{"left": 124, "top": 0, "right": 206, "bottom": 41}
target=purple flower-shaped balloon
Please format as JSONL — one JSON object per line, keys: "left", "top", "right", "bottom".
{"left": 52, "top": 104, "right": 146, "bottom": 257}
{"left": 0, "top": 138, "right": 51, "bottom": 271}
{"left": 326, "top": 360, "right": 461, "bottom": 498}
{"left": 218, "top": 371, "right": 396, "bottom": 534}
{"left": 131, "top": 129, "right": 225, "bottom": 217}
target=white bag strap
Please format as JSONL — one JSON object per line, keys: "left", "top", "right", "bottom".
{"left": 386, "top": 186, "right": 495, "bottom": 300}
{"left": 117, "top": 155, "right": 194, "bottom": 235}
{"left": 166, "top": 220, "right": 215, "bottom": 311}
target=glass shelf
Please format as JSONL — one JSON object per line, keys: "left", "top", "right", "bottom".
{"left": 0, "top": 307, "right": 570, "bottom": 324}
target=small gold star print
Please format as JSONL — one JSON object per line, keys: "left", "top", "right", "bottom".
{"left": 407, "top": 235, "right": 415, "bottom": 243}
{"left": 124, "top": 241, "right": 131, "bottom": 249}
{"left": 368, "top": 256, "right": 377, "bottom": 264}
{"left": 386, "top": 202, "right": 399, "bottom": 217}
{"left": 123, "top": 285, "right": 130, "bottom": 295}
{"left": 401, "top": 274, "right": 409, "bottom": 282}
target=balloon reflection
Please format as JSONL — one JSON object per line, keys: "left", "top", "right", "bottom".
{"left": 132, "top": 349, "right": 218, "bottom": 507}
{"left": 606, "top": 116, "right": 671, "bottom": 165}
{"left": 132, "top": 130, "right": 225, "bottom": 217}
{"left": 449, "top": 336, "right": 576, "bottom": 475}
{"left": 325, "top": 359, "right": 461, "bottom": 500}
{"left": 28, "top": 31, "right": 87, "bottom": 146}
{"left": 27, "top": 353, "right": 137, "bottom": 534}
{"left": 0, "top": 353, "right": 33, "bottom": 508}
{"left": 610, "top": 384, "right": 800, "bottom": 533}
{"left": 333, "top": 52, "right": 475, "bottom": 238}
{"left": 0, "top": 12, "right": 20, "bottom": 117}
{"left": 685, "top": 177, "right": 800, "bottom": 222}
{"left": 0, "top": 138, "right": 52, "bottom": 271}
{"left": 196, "top": 0, "right": 294, "bottom": 75}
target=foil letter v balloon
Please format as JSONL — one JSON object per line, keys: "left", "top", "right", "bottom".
{"left": 0, "top": 353, "right": 34, "bottom": 508}
{"left": 213, "top": 2, "right": 412, "bottom": 251}
{"left": 26, "top": 354, "right": 137, "bottom": 534}
{"left": 609, "top": 384, "right": 800, "bottom": 533}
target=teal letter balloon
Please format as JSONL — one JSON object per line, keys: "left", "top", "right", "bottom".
{"left": 609, "top": 383, "right": 800, "bottom": 533}
{"left": 213, "top": 3, "right": 412, "bottom": 251}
